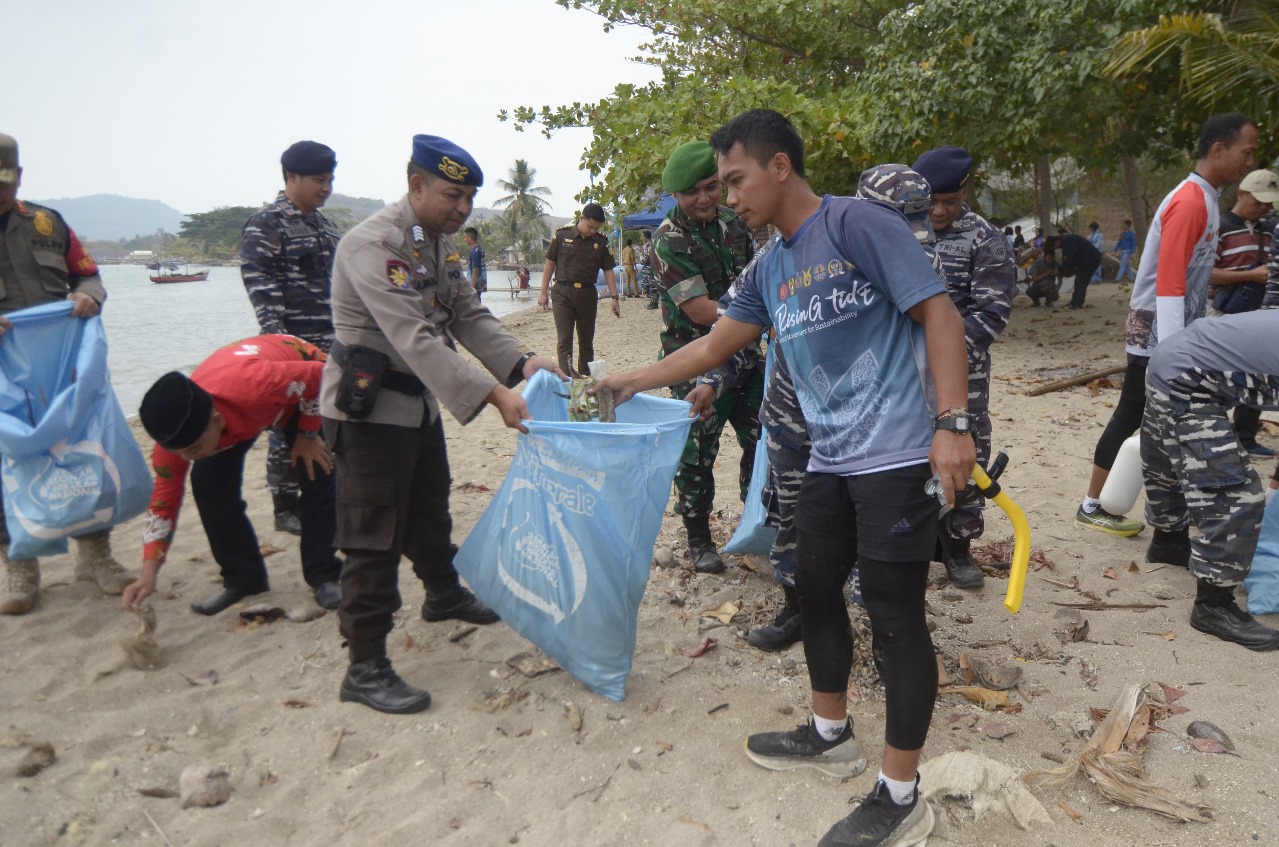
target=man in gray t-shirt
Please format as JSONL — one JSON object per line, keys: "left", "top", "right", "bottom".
{"left": 1142, "top": 309, "right": 1279, "bottom": 651}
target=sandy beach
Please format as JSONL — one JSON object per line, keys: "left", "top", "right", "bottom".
{"left": 3, "top": 285, "right": 1278, "bottom": 847}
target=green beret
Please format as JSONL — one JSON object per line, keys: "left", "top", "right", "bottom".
{"left": 661, "top": 141, "right": 717, "bottom": 193}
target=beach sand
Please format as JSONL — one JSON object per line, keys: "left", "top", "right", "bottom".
{"left": 3, "top": 286, "right": 1278, "bottom": 846}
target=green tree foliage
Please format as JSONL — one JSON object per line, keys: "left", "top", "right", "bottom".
{"left": 178, "top": 206, "right": 260, "bottom": 259}
{"left": 1107, "top": 1, "right": 1279, "bottom": 126}
{"left": 504, "top": 0, "right": 908, "bottom": 211}
{"left": 495, "top": 159, "right": 553, "bottom": 220}
{"left": 480, "top": 160, "right": 554, "bottom": 262}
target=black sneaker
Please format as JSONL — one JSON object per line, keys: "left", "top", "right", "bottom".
{"left": 745, "top": 719, "right": 867, "bottom": 779}
{"left": 1190, "top": 599, "right": 1279, "bottom": 651}
{"left": 818, "top": 777, "right": 934, "bottom": 847}
{"left": 339, "top": 658, "right": 432, "bottom": 714}
{"left": 746, "top": 602, "right": 801, "bottom": 652}
{"left": 945, "top": 550, "right": 984, "bottom": 589}
{"left": 422, "top": 585, "right": 500, "bottom": 625}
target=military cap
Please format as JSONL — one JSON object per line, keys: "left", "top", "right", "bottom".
{"left": 1240, "top": 169, "right": 1279, "bottom": 204}
{"left": 856, "top": 164, "right": 934, "bottom": 239}
{"left": 412, "top": 134, "right": 483, "bottom": 187}
{"left": 140, "top": 372, "right": 214, "bottom": 451}
{"left": 581, "top": 202, "right": 606, "bottom": 222}
{"left": 281, "top": 140, "right": 337, "bottom": 176}
{"left": 661, "top": 140, "right": 717, "bottom": 193}
{"left": 0, "top": 133, "right": 19, "bottom": 184}
{"left": 911, "top": 145, "right": 972, "bottom": 194}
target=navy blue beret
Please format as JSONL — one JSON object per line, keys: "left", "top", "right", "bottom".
{"left": 412, "top": 134, "right": 483, "bottom": 187}
{"left": 911, "top": 145, "right": 972, "bottom": 194}
{"left": 281, "top": 140, "right": 336, "bottom": 175}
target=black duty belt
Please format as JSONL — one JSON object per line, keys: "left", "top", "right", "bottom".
{"left": 330, "top": 340, "right": 427, "bottom": 397}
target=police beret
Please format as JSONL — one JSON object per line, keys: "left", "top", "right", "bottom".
{"left": 911, "top": 145, "right": 972, "bottom": 194}
{"left": 661, "top": 140, "right": 717, "bottom": 193}
{"left": 281, "top": 140, "right": 336, "bottom": 176}
{"left": 140, "top": 371, "right": 214, "bottom": 451}
{"left": 412, "top": 134, "right": 483, "bottom": 187}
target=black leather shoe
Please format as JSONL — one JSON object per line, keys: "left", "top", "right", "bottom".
{"left": 190, "top": 586, "right": 266, "bottom": 616}
{"left": 690, "top": 543, "right": 726, "bottom": 574}
{"left": 945, "top": 551, "right": 984, "bottom": 589}
{"left": 274, "top": 510, "right": 302, "bottom": 536}
{"left": 422, "top": 585, "right": 500, "bottom": 625}
{"left": 747, "top": 603, "right": 801, "bottom": 652}
{"left": 1190, "top": 600, "right": 1279, "bottom": 651}
{"left": 339, "top": 658, "right": 432, "bottom": 714}
{"left": 313, "top": 581, "right": 341, "bottom": 610}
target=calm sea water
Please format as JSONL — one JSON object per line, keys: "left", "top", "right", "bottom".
{"left": 98, "top": 265, "right": 536, "bottom": 416}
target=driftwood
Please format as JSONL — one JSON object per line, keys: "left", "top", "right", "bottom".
{"left": 1025, "top": 365, "right": 1125, "bottom": 397}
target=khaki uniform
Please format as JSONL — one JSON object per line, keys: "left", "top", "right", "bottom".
{"left": 545, "top": 223, "right": 614, "bottom": 375}
{"left": 321, "top": 195, "right": 530, "bottom": 661}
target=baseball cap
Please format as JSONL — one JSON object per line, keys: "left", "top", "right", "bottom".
{"left": 1240, "top": 169, "right": 1279, "bottom": 204}
{"left": 0, "top": 134, "right": 18, "bottom": 184}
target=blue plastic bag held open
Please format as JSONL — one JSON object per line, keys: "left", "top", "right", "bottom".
{"left": 1244, "top": 494, "right": 1279, "bottom": 615}
{"left": 455, "top": 370, "right": 694, "bottom": 700}
{"left": 0, "top": 301, "right": 152, "bottom": 558}
{"left": 724, "top": 346, "right": 777, "bottom": 555}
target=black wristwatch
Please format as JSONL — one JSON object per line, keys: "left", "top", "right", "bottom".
{"left": 934, "top": 408, "right": 972, "bottom": 434}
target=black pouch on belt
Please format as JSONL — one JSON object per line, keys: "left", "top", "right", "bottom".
{"left": 335, "top": 344, "right": 389, "bottom": 420}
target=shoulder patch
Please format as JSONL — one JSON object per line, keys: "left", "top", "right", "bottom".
{"left": 386, "top": 260, "right": 411, "bottom": 288}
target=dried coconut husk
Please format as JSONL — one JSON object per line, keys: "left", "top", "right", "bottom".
{"left": 1026, "top": 683, "right": 1212, "bottom": 822}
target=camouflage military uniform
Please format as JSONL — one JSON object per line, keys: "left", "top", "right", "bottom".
{"left": 240, "top": 192, "right": 340, "bottom": 507}
{"left": 932, "top": 207, "right": 1015, "bottom": 543}
{"left": 653, "top": 203, "right": 760, "bottom": 520}
{"left": 1143, "top": 380, "right": 1276, "bottom": 586}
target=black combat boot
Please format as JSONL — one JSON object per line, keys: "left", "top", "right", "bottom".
{"left": 422, "top": 584, "right": 500, "bottom": 625}
{"left": 340, "top": 657, "right": 432, "bottom": 714}
{"left": 944, "top": 539, "right": 984, "bottom": 589}
{"left": 747, "top": 584, "right": 802, "bottom": 652}
{"left": 273, "top": 493, "right": 302, "bottom": 536}
{"left": 1146, "top": 527, "right": 1190, "bottom": 567}
{"left": 1190, "top": 580, "right": 1279, "bottom": 651}
{"left": 684, "top": 516, "right": 725, "bottom": 574}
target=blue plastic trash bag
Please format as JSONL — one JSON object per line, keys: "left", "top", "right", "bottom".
{"left": 455, "top": 370, "right": 694, "bottom": 701}
{"left": 724, "top": 349, "right": 777, "bottom": 556}
{"left": 1244, "top": 494, "right": 1279, "bottom": 615}
{"left": 0, "top": 301, "right": 152, "bottom": 558}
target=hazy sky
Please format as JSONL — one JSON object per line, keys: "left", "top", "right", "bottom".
{"left": 6, "top": 0, "right": 659, "bottom": 215}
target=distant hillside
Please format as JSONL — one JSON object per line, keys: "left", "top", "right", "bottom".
{"left": 324, "top": 193, "right": 387, "bottom": 223}
{"left": 32, "top": 194, "right": 185, "bottom": 241}
{"left": 472, "top": 206, "right": 571, "bottom": 229}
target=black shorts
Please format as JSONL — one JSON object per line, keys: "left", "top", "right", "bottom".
{"left": 794, "top": 463, "right": 938, "bottom": 562}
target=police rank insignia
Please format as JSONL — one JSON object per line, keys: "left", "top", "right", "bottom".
{"left": 412, "top": 225, "right": 425, "bottom": 245}
{"left": 386, "top": 260, "right": 411, "bottom": 288}
{"left": 33, "top": 211, "right": 54, "bottom": 236}
{"left": 438, "top": 156, "right": 469, "bottom": 183}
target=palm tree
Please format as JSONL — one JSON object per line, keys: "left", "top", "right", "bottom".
{"left": 494, "top": 159, "right": 553, "bottom": 221}
{"left": 1106, "top": 1, "right": 1279, "bottom": 118}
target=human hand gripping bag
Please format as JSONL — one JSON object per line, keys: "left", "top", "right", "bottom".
{"left": 454, "top": 369, "right": 694, "bottom": 700}
{"left": 0, "top": 301, "right": 152, "bottom": 558}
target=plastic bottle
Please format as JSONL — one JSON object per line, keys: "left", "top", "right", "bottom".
{"left": 1099, "top": 434, "right": 1144, "bottom": 516}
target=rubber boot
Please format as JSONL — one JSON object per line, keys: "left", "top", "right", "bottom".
{"left": 746, "top": 583, "right": 801, "bottom": 651}
{"left": 74, "top": 531, "right": 135, "bottom": 595}
{"left": 684, "top": 516, "right": 725, "bottom": 574}
{"left": 0, "top": 554, "right": 39, "bottom": 615}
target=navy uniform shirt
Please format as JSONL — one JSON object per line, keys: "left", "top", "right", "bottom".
{"left": 932, "top": 206, "right": 1015, "bottom": 355}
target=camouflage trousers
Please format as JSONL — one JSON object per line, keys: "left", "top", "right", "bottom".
{"left": 266, "top": 428, "right": 300, "bottom": 506}
{"left": 947, "top": 351, "right": 993, "bottom": 544}
{"left": 1141, "top": 387, "right": 1266, "bottom": 586}
{"left": 762, "top": 426, "right": 808, "bottom": 587}
{"left": 671, "top": 369, "right": 763, "bottom": 522}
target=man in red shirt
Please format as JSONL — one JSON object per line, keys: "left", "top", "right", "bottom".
{"left": 123, "top": 335, "right": 342, "bottom": 615}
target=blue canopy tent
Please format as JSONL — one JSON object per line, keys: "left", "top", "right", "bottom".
{"left": 621, "top": 194, "right": 675, "bottom": 230}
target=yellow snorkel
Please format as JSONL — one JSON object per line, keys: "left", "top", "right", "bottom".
{"left": 928, "top": 451, "right": 1031, "bottom": 614}
{"left": 969, "top": 462, "right": 1031, "bottom": 613}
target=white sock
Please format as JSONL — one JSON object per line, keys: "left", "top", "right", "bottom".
{"left": 1081, "top": 497, "right": 1101, "bottom": 514}
{"left": 812, "top": 714, "right": 848, "bottom": 742}
{"left": 879, "top": 771, "right": 917, "bottom": 805}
